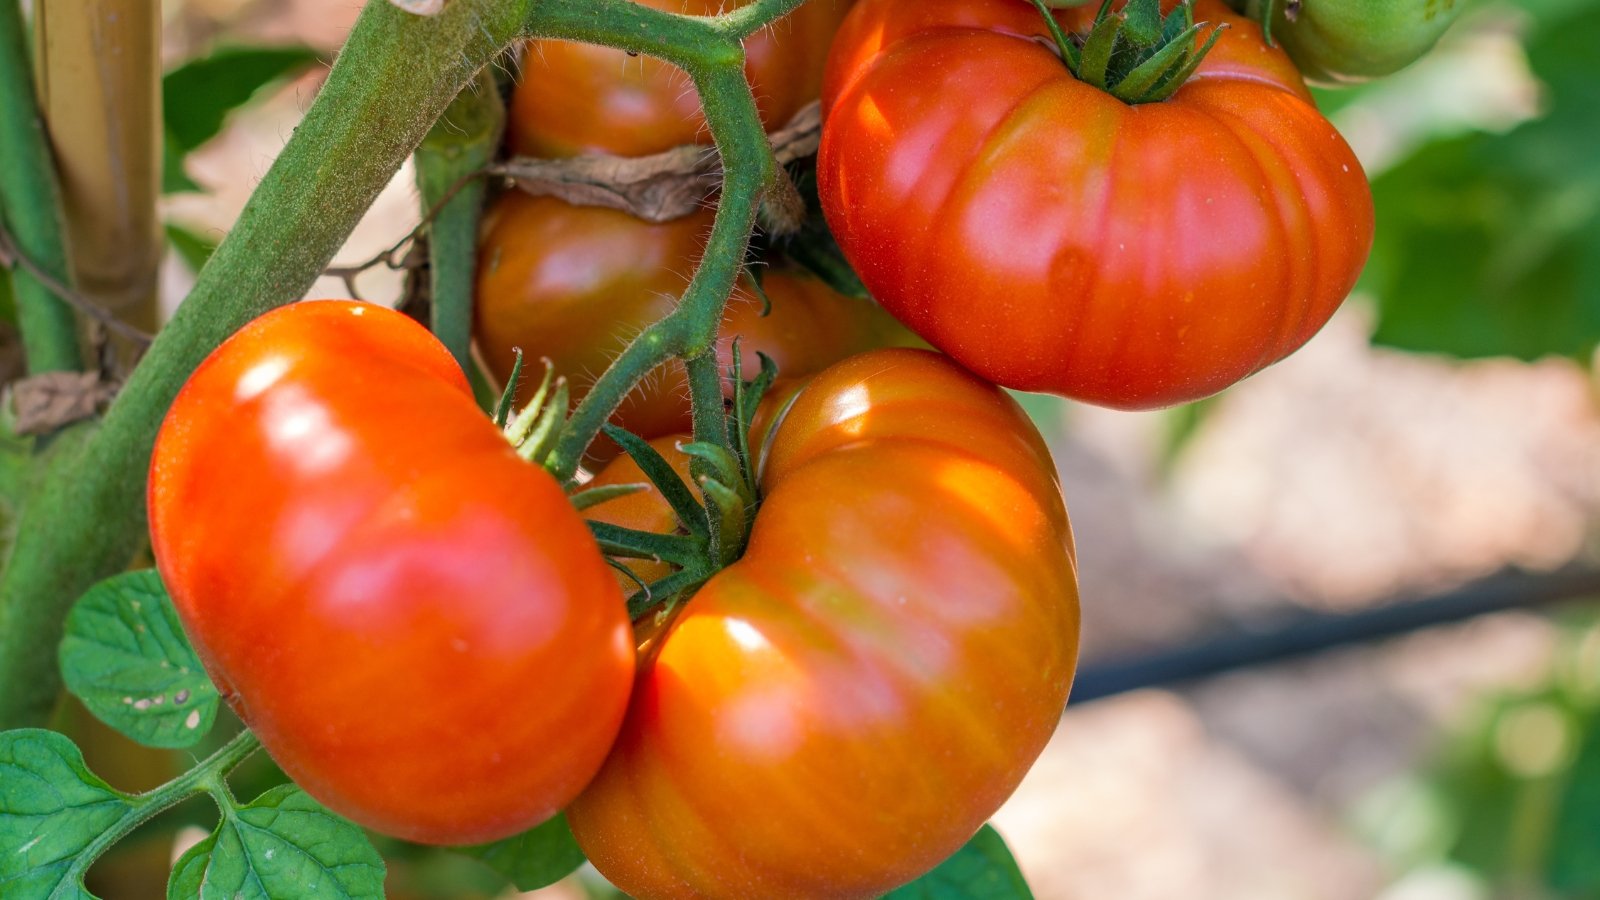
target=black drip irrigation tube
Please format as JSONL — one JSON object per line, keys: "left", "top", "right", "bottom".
{"left": 1069, "top": 566, "right": 1600, "bottom": 705}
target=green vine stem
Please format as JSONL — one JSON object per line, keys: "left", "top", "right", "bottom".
{"left": 0, "top": 0, "right": 83, "bottom": 373}
{"left": 415, "top": 68, "right": 502, "bottom": 409}
{"left": 0, "top": 0, "right": 811, "bottom": 729}
{"left": 544, "top": 60, "right": 788, "bottom": 481}
{"left": 65, "top": 728, "right": 261, "bottom": 885}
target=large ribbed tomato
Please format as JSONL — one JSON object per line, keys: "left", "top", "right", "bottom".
{"left": 147, "top": 301, "right": 634, "bottom": 845}
{"left": 508, "top": 0, "right": 854, "bottom": 157}
{"left": 567, "top": 348, "right": 1080, "bottom": 898}
{"left": 818, "top": 0, "right": 1375, "bottom": 409}
{"left": 473, "top": 191, "right": 912, "bottom": 459}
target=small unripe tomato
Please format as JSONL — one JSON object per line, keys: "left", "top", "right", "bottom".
{"left": 1247, "top": 0, "right": 1463, "bottom": 84}
{"left": 148, "top": 300, "right": 635, "bottom": 845}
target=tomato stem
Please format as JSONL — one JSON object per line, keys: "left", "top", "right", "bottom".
{"left": 0, "top": 0, "right": 85, "bottom": 374}
{"left": 60, "top": 728, "right": 261, "bottom": 889}
{"left": 415, "top": 69, "right": 503, "bottom": 410}
{"left": 1026, "top": 0, "right": 1083, "bottom": 70}
{"left": 543, "top": 54, "right": 785, "bottom": 483}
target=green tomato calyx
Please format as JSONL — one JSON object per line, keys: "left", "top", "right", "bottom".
{"left": 1029, "top": 0, "right": 1228, "bottom": 104}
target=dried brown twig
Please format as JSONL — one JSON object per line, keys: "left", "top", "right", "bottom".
{"left": 489, "top": 100, "right": 820, "bottom": 229}
{"left": 321, "top": 102, "right": 820, "bottom": 295}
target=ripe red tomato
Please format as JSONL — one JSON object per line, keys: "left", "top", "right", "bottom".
{"left": 147, "top": 300, "right": 634, "bottom": 845}
{"left": 567, "top": 348, "right": 1081, "bottom": 898}
{"left": 508, "top": 0, "right": 855, "bottom": 158}
{"left": 818, "top": 0, "right": 1375, "bottom": 409}
{"left": 473, "top": 191, "right": 913, "bottom": 460}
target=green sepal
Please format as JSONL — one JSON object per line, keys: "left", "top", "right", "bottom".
{"left": 1122, "top": 0, "right": 1164, "bottom": 46}
{"left": 493, "top": 348, "right": 526, "bottom": 429}
{"left": 1116, "top": 22, "right": 1204, "bottom": 100}
{"left": 569, "top": 482, "right": 650, "bottom": 512}
{"left": 678, "top": 441, "right": 744, "bottom": 493}
{"left": 1078, "top": 14, "right": 1122, "bottom": 90}
{"left": 587, "top": 521, "right": 704, "bottom": 566}
{"left": 516, "top": 378, "right": 570, "bottom": 468}
{"left": 625, "top": 565, "right": 711, "bottom": 619}
{"left": 1133, "top": 23, "right": 1226, "bottom": 102}
{"left": 696, "top": 475, "right": 749, "bottom": 567}
{"left": 742, "top": 267, "right": 772, "bottom": 316}
{"left": 602, "top": 424, "right": 709, "bottom": 539}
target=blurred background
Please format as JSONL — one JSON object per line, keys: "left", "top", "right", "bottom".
{"left": 35, "top": 0, "right": 1600, "bottom": 896}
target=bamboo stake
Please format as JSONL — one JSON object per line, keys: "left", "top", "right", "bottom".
{"left": 33, "top": 0, "right": 163, "bottom": 351}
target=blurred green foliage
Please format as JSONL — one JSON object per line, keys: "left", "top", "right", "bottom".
{"left": 1358, "top": 618, "right": 1600, "bottom": 898}
{"left": 1364, "top": 0, "right": 1600, "bottom": 362}
{"left": 162, "top": 45, "right": 319, "bottom": 193}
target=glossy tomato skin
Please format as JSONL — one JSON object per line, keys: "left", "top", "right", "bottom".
{"left": 508, "top": 0, "right": 854, "bottom": 158}
{"left": 474, "top": 191, "right": 914, "bottom": 459}
{"left": 1248, "top": 0, "right": 1462, "bottom": 84}
{"left": 148, "top": 300, "right": 634, "bottom": 846}
{"left": 819, "top": 0, "right": 1375, "bottom": 409}
{"left": 568, "top": 348, "right": 1080, "bottom": 898}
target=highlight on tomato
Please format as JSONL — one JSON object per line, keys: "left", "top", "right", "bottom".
{"left": 473, "top": 190, "right": 913, "bottom": 461}
{"left": 147, "top": 300, "right": 635, "bottom": 846}
{"left": 507, "top": 0, "right": 855, "bottom": 158}
{"left": 567, "top": 348, "right": 1082, "bottom": 898}
{"left": 818, "top": 0, "right": 1375, "bottom": 410}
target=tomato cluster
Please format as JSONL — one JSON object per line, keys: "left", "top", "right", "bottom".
{"left": 146, "top": 0, "right": 1450, "bottom": 893}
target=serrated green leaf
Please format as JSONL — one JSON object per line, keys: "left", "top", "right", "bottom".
{"left": 0, "top": 729, "right": 131, "bottom": 899}
{"left": 886, "top": 825, "right": 1034, "bottom": 899}
{"left": 165, "top": 223, "right": 218, "bottom": 272}
{"left": 167, "top": 784, "right": 384, "bottom": 900}
{"left": 59, "top": 570, "right": 219, "bottom": 749}
{"left": 457, "top": 814, "right": 585, "bottom": 892}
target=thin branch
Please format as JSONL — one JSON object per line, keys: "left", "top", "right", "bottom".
{"left": 320, "top": 167, "right": 487, "bottom": 299}
{"left": 0, "top": 225, "right": 152, "bottom": 346}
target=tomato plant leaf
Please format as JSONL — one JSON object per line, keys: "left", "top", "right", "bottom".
{"left": 0, "top": 729, "right": 131, "bottom": 899}
{"left": 1548, "top": 701, "right": 1600, "bottom": 894}
{"left": 886, "top": 825, "right": 1034, "bottom": 899}
{"left": 167, "top": 784, "right": 384, "bottom": 900}
{"left": 163, "top": 46, "right": 320, "bottom": 153}
{"left": 457, "top": 813, "right": 586, "bottom": 891}
{"left": 59, "top": 570, "right": 219, "bottom": 749}
{"left": 1365, "top": 3, "right": 1600, "bottom": 361}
